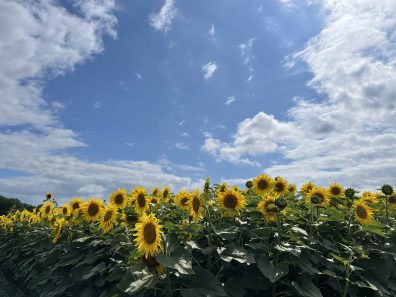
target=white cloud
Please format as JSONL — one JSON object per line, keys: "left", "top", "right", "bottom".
{"left": 278, "top": 0, "right": 295, "bottom": 9}
{"left": 239, "top": 38, "right": 256, "bottom": 79}
{"left": 225, "top": 96, "right": 236, "bottom": 105}
{"left": 149, "top": 0, "right": 177, "bottom": 32}
{"left": 93, "top": 101, "right": 102, "bottom": 109}
{"left": 202, "top": 1, "right": 396, "bottom": 190}
{"left": 246, "top": 75, "right": 254, "bottom": 82}
{"left": 175, "top": 142, "right": 190, "bottom": 150}
{"left": 136, "top": 73, "right": 143, "bottom": 79}
{"left": 0, "top": 0, "right": 195, "bottom": 204}
{"left": 181, "top": 132, "right": 190, "bottom": 137}
{"left": 202, "top": 62, "right": 218, "bottom": 79}
{"left": 208, "top": 24, "right": 215, "bottom": 37}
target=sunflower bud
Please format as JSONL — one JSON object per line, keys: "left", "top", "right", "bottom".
{"left": 345, "top": 188, "right": 355, "bottom": 199}
{"left": 381, "top": 184, "right": 393, "bottom": 196}
{"left": 245, "top": 180, "right": 253, "bottom": 189}
{"left": 311, "top": 195, "right": 319, "bottom": 204}
{"left": 275, "top": 197, "right": 288, "bottom": 211}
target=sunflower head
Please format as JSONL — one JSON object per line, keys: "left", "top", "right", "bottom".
{"left": 40, "top": 201, "right": 54, "bottom": 218}
{"left": 189, "top": 190, "right": 203, "bottom": 222}
{"left": 245, "top": 180, "right": 253, "bottom": 189}
{"left": 82, "top": 198, "right": 104, "bottom": 222}
{"left": 174, "top": 190, "right": 191, "bottom": 210}
{"left": 345, "top": 187, "right": 356, "bottom": 199}
{"left": 381, "top": 184, "right": 394, "bottom": 196}
{"left": 151, "top": 187, "right": 160, "bottom": 196}
{"left": 99, "top": 205, "right": 118, "bottom": 234}
{"left": 362, "top": 192, "right": 378, "bottom": 204}
{"left": 60, "top": 205, "right": 71, "bottom": 216}
{"left": 306, "top": 188, "right": 330, "bottom": 207}
{"left": 287, "top": 184, "right": 297, "bottom": 194}
{"left": 134, "top": 213, "right": 163, "bottom": 257}
{"left": 272, "top": 177, "right": 288, "bottom": 196}
{"left": 258, "top": 196, "right": 279, "bottom": 222}
{"left": 300, "top": 182, "right": 315, "bottom": 196}
{"left": 110, "top": 188, "right": 127, "bottom": 209}
{"left": 69, "top": 198, "right": 84, "bottom": 216}
{"left": 215, "top": 182, "right": 229, "bottom": 196}
{"left": 161, "top": 186, "right": 171, "bottom": 203}
{"left": 328, "top": 183, "right": 344, "bottom": 198}
{"left": 204, "top": 177, "right": 211, "bottom": 192}
{"left": 132, "top": 187, "right": 149, "bottom": 215}
{"left": 217, "top": 189, "right": 246, "bottom": 216}
{"left": 353, "top": 200, "right": 373, "bottom": 225}
{"left": 253, "top": 174, "right": 273, "bottom": 195}
{"left": 45, "top": 192, "right": 53, "bottom": 200}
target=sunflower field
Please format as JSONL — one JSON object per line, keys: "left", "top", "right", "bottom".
{"left": 1, "top": 176, "right": 396, "bottom": 297}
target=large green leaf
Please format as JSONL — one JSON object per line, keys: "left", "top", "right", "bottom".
{"left": 257, "top": 255, "right": 289, "bottom": 283}
{"left": 292, "top": 276, "right": 323, "bottom": 297}
{"left": 189, "top": 266, "right": 227, "bottom": 296}
{"left": 217, "top": 243, "right": 255, "bottom": 264}
{"left": 156, "top": 247, "right": 194, "bottom": 274}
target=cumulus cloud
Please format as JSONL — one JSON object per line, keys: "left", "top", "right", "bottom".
{"left": 149, "top": 0, "right": 177, "bottom": 32}
{"left": 202, "top": 62, "right": 218, "bottom": 79}
{"left": 0, "top": 0, "right": 195, "bottom": 204}
{"left": 202, "top": 1, "right": 396, "bottom": 189}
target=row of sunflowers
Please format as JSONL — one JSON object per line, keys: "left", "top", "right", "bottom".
{"left": 1, "top": 175, "right": 396, "bottom": 297}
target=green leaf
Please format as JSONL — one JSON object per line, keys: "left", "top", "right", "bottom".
{"left": 217, "top": 243, "right": 255, "bottom": 264}
{"left": 117, "top": 268, "right": 157, "bottom": 295}
{"left": 257, "top": 255, "right": 289, "bottom": 283}
{"left": 189, "top": 266, "right": 227, "bottom": 296}
{"left": 156, "top": 247, "right": 194, "bottom": 274}
{"left": 291, "top": 226, "right": 308, "bottom": 237}
{"left": 292, "top": 276, "right": 323, "bottom": 297}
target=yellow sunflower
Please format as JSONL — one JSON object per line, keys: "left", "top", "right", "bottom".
{"left": 45, "top": 192, "right": 53, "bottom": 200}
{"left": 69, "top": 198, "right": 84, "bottom": 216}
{"left": 189, "top": 190, "right": 203, "bottom": 222}
{"left": 362, "top": 191, "right": 379, "bottom": 204}
{"left": 132, "top": 187, "right": 150, "bottom": 215}
{"left": 257, "top": 196, "right": 279, "bottom": 222}
{"left": 306, "top": 187, "right": 330, "bottom": 207}
{"left": 151, "top": 187, "right": 160, "bottom": 197}
{"left": 52, "top": 218, "right": 67, "bottom": 244}
{"left": 60, "top": 204, "right": 71, "bottom": 216}
{"left": 110, "top": 188, "right": 127, "bottom": 209}
{"left": 328, "top": 183, "right": 344, "bottom": 198}
{"left": 161, "top": 186, "right": 171, "bottom": 203}
{"left": 99, "top": 205, "right": 118, "bottom": 234}
{"left": 216, "top": 182, "right": 229, "bottom": 196}
{"left": 217, "top": 189, "right": 246, "bottom": 216}
{"left": 253, "top": 174, "right": 273, "bottom": 195}
{"left": 40, "top": 201, "right": 54, "bottom": 218}
{"left": 174, "top": 190, "right": 191, "bottom": 210}
{"left": 272, "top": 177, "right": 288, "bottom": 196}
{"left": 287, "top": 184, "right": 297, "bottom": 194}
{"left": 142, "top": 255, "right": 166, "bottom": 275}
{"left": 150, "top": 196, "right": 159, "bottom": 205}
{"left": 134, "top": 213, "right": 163, "bottom": 257}
{"left": 82, "top": 198, "right": 104, "bottom": 222}
{"left": 353, "top": 200, "right": 373, "bottom": 225}
{"left": 300, "top": 181, "right": 316, "bottom": 196}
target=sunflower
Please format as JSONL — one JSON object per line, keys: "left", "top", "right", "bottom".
{"left": 45, "top": 192, "right": 53, "bottom": 200}
{"left": 257, "top": 196, "right": 279, "bottom": 222}
{"left": 142, "top": 255, "right": 166, "bottom": 275}
{"left": 353, "top": 200, "right": 373, "bottom": 225}
{"left": 300, "top": 182, "right": 316, "bottom": 196}
{"left": 161, "top": 186, "right": 171, "bottom": 203}
{"left": 362, "top": 192, "right": 379, "bottom": 204}
{"left": 134, "top": 213, "right": 163, "bottom": 257}
{"left": 287, "top": 184, "right": 297, "bottom": 194}
{"left": 99, "top": 205, "right": 118, "bottom": 234}
{"left": 40, "top": 202, "right": 54, "bottom": 218}
{"left": 189, "top": 190, "right": 203, "bottom": 222}
{"left": 306, "top": 187, "right": 330, "bottom": 207}
{"left": 151, "top": 187, "right": 160, "bottom": 197}
{"left": 253, "top": 174, "right": 273, "bottom": 195}
{"left": 110, "top": 188, "right": 127, "bottom": 209}
{"left": 60, "top": 204, "right": 71, "bottom": 216}
{"left": 388, "top": 194, "right": 396, "bottom": 207}
{"left": 69, "top": 198, "right": 84, "bottom": 216}
{"left": 328, "top": 183, "right": 344, "bottom": 198}
{"left": 217, "top": 189, "right": 246, "bottom": 216}
{"left": 132, "top": 187, "right": 150, "bottom": 215}
{"left": 272, "top": 177, "right": 288, "bottom": 196}
{"left": 150, "top": 196, "right": 159, "bottom": 205}
{"left": 82, "top": 198, "right": 104, "bottom": 222}
{"left": 174, "top": 190, "right": 191, "bottom": 210}
{"left": 52, "top": 218, "right": 66, "bottom": 244}
{"left": 216, "top": 182, "right": 229, "bottom": 196}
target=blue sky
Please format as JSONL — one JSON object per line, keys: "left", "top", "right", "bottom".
{"left": 1, "top": 0, "right": 396, "bottom": 205}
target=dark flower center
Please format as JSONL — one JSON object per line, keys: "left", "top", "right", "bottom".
{"left": 181, "top": 197, "right": 189, "bottom": 206}
{"left": 257, "top": 180, "right": 269, "bottom": 190}
{"left": 143, "top": 222, "right": 157, "bottom": 244}
{"left": 163, "top": 190, "right": 169, "bottom": 198}
{"left": 192, "top": 197, "right": 200, "bottom": 213}
{"left": 274, "top": 182, "right": 285, "bottom": 193}
{"left": 72, "top": 202, "right": 80, "bottom": 210}
{"left": 88, "top": 203, "right": 99, "bottom": 216}
{"left": 45, "top": 206, "right": 51, "bottom": 214}
{"left": 356, "top": 205, "right": 367, "bottom": 219}
{"left": 104, "top": 210, "right": 113, "bottom": 222}
{"left": 224, "top": 194, "right": 238, "bottom": 208}
{"left": 114, "top": 194, "right": 124, "bottom": 205}
{"left": 62, "top": 207, "right": 68, "bottom": 214}
{"left": 137, "top": 193, "right": 146, "bottom": 208}
{"left": 331, "top": 187, "right": 341, "bottom": 195}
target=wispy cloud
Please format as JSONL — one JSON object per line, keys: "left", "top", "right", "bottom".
{"left": 208, "top": 24, "right": 215, "bottom": 37}
{"left": 149, "top": 0, "right": 177, "bottom": 32}
{"left": 202, "top": 62, "right": 218, "bottom": 79}
{"left": 175, "top": 142, "right": 190, "bottom": 150}
{"left": 93, "top": 101, "right": 102, "bottom": 109}
{"left": 225, "top": 96, "right": 236, "bottom": 105}
{"left": 136, "top": 73, "right": 143, "bottom": 79}
{"left": 239, "top": 38, "right": 256, "bottom": 82}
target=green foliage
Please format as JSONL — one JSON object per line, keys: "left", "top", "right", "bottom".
{"left": 0, "top": 195, "right": 34, "bottom": 215}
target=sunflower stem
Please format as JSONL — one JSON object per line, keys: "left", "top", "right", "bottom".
{"left": 385, "top": 195, "right": 389, "bottom": 228}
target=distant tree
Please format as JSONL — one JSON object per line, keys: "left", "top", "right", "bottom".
{"left": 0, "top": 195, "right": 35, "bottom": 215}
